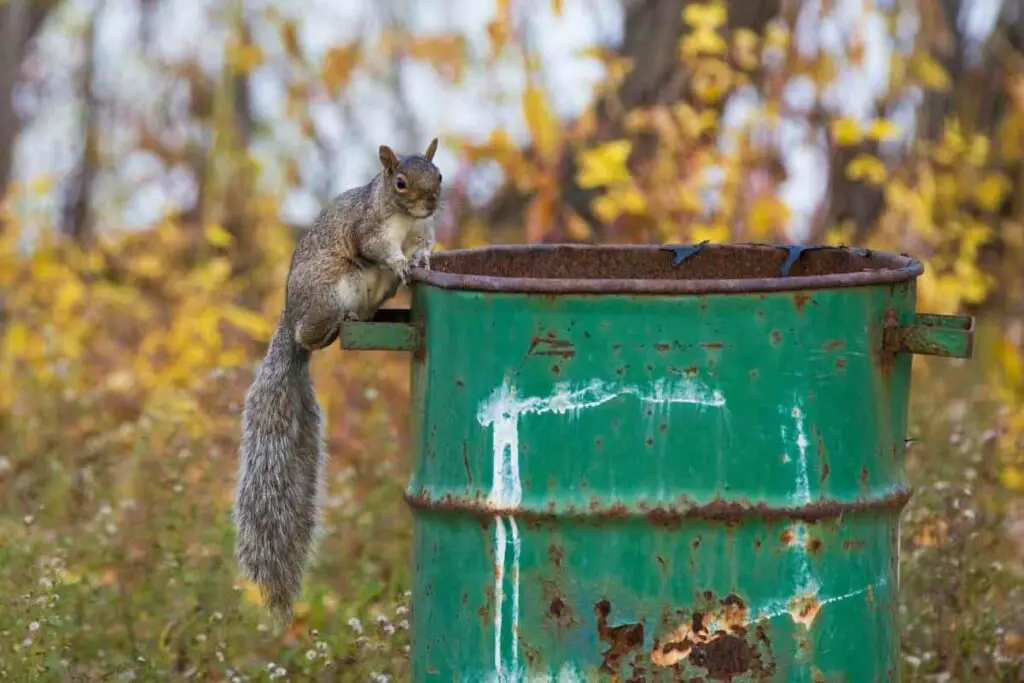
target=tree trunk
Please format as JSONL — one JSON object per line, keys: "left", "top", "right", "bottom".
{"left": 0, "top": 0, "right": 59, "bottom": 199}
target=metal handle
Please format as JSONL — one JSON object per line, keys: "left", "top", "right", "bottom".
{"left": 882, "top": 313, "right": 975, "bottom": 359}
{"left": 339, "top": 308, "right": 419, "bottom": 351}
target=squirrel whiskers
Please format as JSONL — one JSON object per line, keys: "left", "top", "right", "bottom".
{"left": 233, "top": 139, "right": 442, "bottom": 624}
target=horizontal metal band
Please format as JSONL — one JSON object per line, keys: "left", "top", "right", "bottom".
{"left": 402, "top": 487, "right": 913, "bottom": 525}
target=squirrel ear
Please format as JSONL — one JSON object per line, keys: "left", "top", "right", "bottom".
{"left": 424, "top": 137, "right": 439, "bottom": 162}
{"left": 379, "top": 145, "right": 399, "bottom": 173}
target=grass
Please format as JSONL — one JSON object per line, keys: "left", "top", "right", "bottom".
{"left": 0, "top": 326, "right": 1022, "bottom": 682}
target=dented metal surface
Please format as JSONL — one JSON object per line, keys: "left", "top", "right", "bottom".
{"left": 334, "top": 244, "right": 974, "bottom": 682}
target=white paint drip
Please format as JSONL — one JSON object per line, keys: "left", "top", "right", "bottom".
{"left": 477, "top": 376, "right": 727, "bottom": 681}
{"left": 750, "top": 575, "right": 890, "bottom": 624}
{"left": 477, "top": 377, "right": 726, "bottom": 509}
{"left": 780, "top": 400, "right": 816, "bottom": 598}
{"left": 492, "top": 519, "right": 506, "bottom": 675}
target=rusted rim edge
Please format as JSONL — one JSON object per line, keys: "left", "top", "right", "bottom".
{"left": 410, "top": 243, "right": 924, "bottom": 295}
{"left": 403, "top": 487, "right": 912, "bottom": 524}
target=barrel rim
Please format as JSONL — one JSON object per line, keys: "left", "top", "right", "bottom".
{"left": 410, "top": 243, "right": 924, "bottom": 295}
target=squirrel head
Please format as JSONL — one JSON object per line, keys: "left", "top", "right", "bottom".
{"left": 377, "top": 138, "right": 443, "bottom": 219}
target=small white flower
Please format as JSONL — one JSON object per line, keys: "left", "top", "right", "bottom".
{"left": 347, "top": 617, "right": 363, "bottom": 634}
{"left": 23, "top": 515, "right": 34, "bottom": 525}
{"left": 23, "top": 637, "right": 33, "bottom": 648}
{"left": 399, "top": 620, "right": 409, "bottom": 630}
{"left": 305, "top": 650, "right": 317, "bottom": 661}
{"left": 28, "top": 622, "right": 40, "bottom": 632}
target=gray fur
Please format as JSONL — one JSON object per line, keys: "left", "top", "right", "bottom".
{"left": 233, "top": 139, "right": 442, "bottom": 624}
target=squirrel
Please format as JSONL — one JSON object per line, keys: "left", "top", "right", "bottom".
{"left": 233, "top": 138, "right": 443, "bottom": 624}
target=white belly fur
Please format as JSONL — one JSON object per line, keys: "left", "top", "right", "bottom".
{"left": 339, "top": 214, "right": 431, "bottom": 318}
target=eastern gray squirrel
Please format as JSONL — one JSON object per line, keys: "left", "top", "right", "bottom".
{"left": 233, "top": 139, "right": 442, "bottom": 623}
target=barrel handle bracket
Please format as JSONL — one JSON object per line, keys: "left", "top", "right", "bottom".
{"left": 338, "top": 308, "right": 419, "bottom": 352}
{"left": 882, "top": 312, "right": 975, "bottom": 359}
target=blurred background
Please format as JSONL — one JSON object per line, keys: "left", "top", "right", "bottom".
{"left": 1, "top": 0, "right": 1023, "bottom": 680}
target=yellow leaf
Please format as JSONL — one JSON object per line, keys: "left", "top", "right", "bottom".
{"left": 565, "top": 210, "right": 593, "bottom": 241}
{"left": 1001, "top": 466, "right": 1024, "bottom": 491}
{"left": 683, "top": 1, "right": 727, "bottom": 30}
{"left": 997, "top": 336, "right": 1023, "bottom": 388}
{"left": 523, "top": 84, "right": 561, "bottom": 162}
{"left": 576, "top": 140, "right": 632, "bottom": 189}
{"left": 867, "top": 119, "right": 900, "bottom": 141}
{"left": 972, "top": 173, "right": 1011, "bottom": 212}
{"left": 732, "top": 28, "right": 760, "bottom": 70}
{"left": 280, "top": 21, "right": 302, "bottom": 59}
{"left": 747, "top": 196, "right": 790, "bottom": 239}
{"left": 226, "top": 40, "right": 263, "bottom": 74}
{"left": 910, "top": 53, "right": 950, "bottom": 91}
{"left": 321, "top": 44, "right": 361, "bottom": 96}
{"left": 222, "top": 305, "right": 274, "bottom": 341}
{"left": 204, "top": 223, "right": 234, "bottom": 248}
{"left": 691, "top": 223, "right": 730, "bottom": 243}
{"left": 408, "top": 34, "right": 467, "bottom": 82}
{"left": 679, "top": 27, "right": 727, "bottom": 60}
{"left": 690, "top": 59, "right": 732, "bottom": 104}
{"left": 763, "top": 21, "right": 791, "bottom": 53}
{"left": 4, "top": 321, "right": 29, "bottom": 359}
{"left": 846, "top": 154, "right": 887, "bottom": 185}
{"left": 831, "top": 117, "right": 863, "bottom": 146}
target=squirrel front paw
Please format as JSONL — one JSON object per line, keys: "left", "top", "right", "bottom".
{"left": 410, "top": 248, "right": 431, "bottom": 270}
{"left": 387, "top": 256, "right": 411, "bottom": 284}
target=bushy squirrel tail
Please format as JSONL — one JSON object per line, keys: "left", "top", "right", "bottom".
{"left": 233, "top": 321, "right": 326, "bottom": 625}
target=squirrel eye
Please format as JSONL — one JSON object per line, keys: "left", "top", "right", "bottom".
{"left": 395, "top": 175, "right": 408, "bottom": 191}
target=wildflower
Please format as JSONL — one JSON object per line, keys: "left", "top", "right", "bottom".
{"left": 28, "top": 622, "right": 39, "bottom": 632}
{"left": 347, "top": 617, "right": 363, "bottom": 634}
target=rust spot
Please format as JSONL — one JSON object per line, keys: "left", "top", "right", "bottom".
{"left": 820, "top": 462, "right": 830, "bottom": 483}
{"left": 595, "top": 437, "right": 604, "bottom": 450}
{"left": 793, "top": 292, "right": 813, "bottom": 311}
{"left": 651, "top": 595, "right": 773, "bottom": 680}
{"left": 550, "top": 597, "right": 565, "bottom": 617}
{"left": 659, "top": 422, "right": 668, "bottom": 433}
{"left": 824, "top": 339, "right": 845, "bottom": 351}
{"left": 616, "top": 366, "right": 626, "bottom": 376}
{"left": 807, "top": 538, "right": 823, "bottom": 554}
{"left": 788, "top": 594, "right": 822, "bottom": 627}
{"left": 527, "top": 336, "right": 576, "bottom": 359}
{"left": 780, "top": 529, "right": 795, "bottom": 545}
{"left": 684, "top": 364, "right": 698, "bottom": 377}
{"left": 461, "top": 590, "right": 468, "bottom": 605}
{"left": 692, "top": 537, "right": 702, "bottom": 550}
{"left": 462, "top": 444, "right": 472, "bottom": 487}
{"left": 551, "top": 363, "right": 561, "bottom": 375}
{"left": 843, "top": 539, "right": 865, "bottom": 551}
{"left": 771, "top": 330, "right": 782, "bottom": 344}
{"left": 655, "top": 342, "right": 671, "bottom": 352}
{"left": 835, "top": 357, "right": 847, "bottom": 369}
{"left": 749, "top": 369, "right": 758, "bottom": 380}
{"left": 455, "top": 377, "right": 465, "bottom": 388}
{"left": 860, "top": 466, "right": 869, "bottom": 488}
{"left": 656, "top": 555, "right": 668, "bottom": 573}
{"left": 754, "top": 539, "right": 762, "bottom": 552}
{"left": 548, "top": 544, "right": 564, "bottom": 569}
{"left": 645, "top": 437, "right": 654, "bottom": 447}
{"left": 645, "top": 363, "right": 654, "bottom": 371}
{"left": 595, "top": 600, "right": 645, "bottom": 674}
{"left": 702, "top": 342, "right": 724, "bottom": 350}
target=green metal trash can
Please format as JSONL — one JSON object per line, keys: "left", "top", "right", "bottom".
{"left": 339, "top": 244, "right": 974, "bottom": 682}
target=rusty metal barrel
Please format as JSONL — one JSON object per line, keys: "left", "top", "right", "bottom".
{"left": 339, "top": 244, "right": 974, "bottom": 682}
